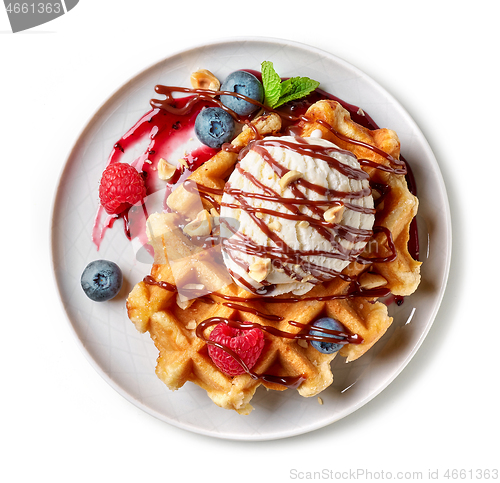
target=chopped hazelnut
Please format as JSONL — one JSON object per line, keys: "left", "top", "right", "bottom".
{"left": 279, "top": 170, "right": 303, "bottom": 190}
{"left": 359, "top": 272, "right": 388, "bottom": 289}
{"left": 268, "top": 219, "right": 282, "bottom": 232}
{"left": 183, "top": 210, "right": 212, "bottom": 237}
{"left": 190, "top": 69, "right": 220, "bottom": 91}
{"left": 183, "top": 283, "right": 205, "bottom": 291}
{"left": 248, "top": 259, "right": 271, "bottom": 283}
{"left": 323, "top": 205, "right": 345, "bottom": 224}
{"left": 157, "top": 158, "right": 176, "bottom": 181}
{"left": 176, "top": 293, "right": 195, "bottom": 310}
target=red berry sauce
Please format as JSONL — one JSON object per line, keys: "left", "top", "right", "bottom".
{"left": 92, "top": 98, "right": 217, "bottom": 251}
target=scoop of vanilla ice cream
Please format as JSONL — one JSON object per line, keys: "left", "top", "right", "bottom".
{"left": 220, "top": 135, "right": 374, "bottom": 296}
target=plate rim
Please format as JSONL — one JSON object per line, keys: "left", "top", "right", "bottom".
{"left": 50, "top": 35, "right": 452, "bottom": 441}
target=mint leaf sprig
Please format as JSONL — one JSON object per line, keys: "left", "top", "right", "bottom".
{"left": 261, "top": 61, "right": 320, "bottom": 109}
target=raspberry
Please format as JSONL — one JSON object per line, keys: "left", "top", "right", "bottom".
{"left": 98, "top": 163, "right": 147, "bottom": 215}
{"left": 207, "top": 322, "right": 265, "bottom": 376}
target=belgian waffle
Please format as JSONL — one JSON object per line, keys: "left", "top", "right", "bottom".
{"left": 126, "top": 100, "right": 421, "bottom": 414}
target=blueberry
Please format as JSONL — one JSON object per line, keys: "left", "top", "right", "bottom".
{"left": 309, "top": 317, "right": 346, "bottom": 354}
{"left": 194, "top": 107, "right": 236, "bottom": 149}
{"left": 81, "top": 260, "right": 123, "bottom": 302}
{"left": 220, "top": 71, "right": 264, "bottom": 116}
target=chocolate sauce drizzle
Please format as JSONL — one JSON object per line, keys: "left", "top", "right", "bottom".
{"left": 154, "top": 85, "right": 400, "bottom": 286}
{"left": 143, "top": 275, "right": 176, "bottom": 292}
{"left": 184, "top": 163, "right": 392, "bottom": 285}
{"left": 185, "top": 180, "right": 368, "bottom": 284}
{"left": 143, "top": 275, "right": 390, "bottom": 307}
{"left": 247, "top": 138, "right": 370, "bottom": 181}
{"left": 151, "top": 85, "right": 407, "bottom": 176}
{"left": 142, "top": 80, "right": 418, "bottom": 385}
{"left": 222, "top": 137, "right": 380, "bottom": 282}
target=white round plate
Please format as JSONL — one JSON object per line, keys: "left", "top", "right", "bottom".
{"left": 51, "top": 37, "right": 451, "bottom": 440}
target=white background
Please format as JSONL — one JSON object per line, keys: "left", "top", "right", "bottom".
{"left": 2, "top": 1, "right": 499, "bottom": 482}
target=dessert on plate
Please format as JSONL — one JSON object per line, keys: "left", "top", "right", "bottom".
{"left": 90, "top": 63, "right": 421, "bottom": 414}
